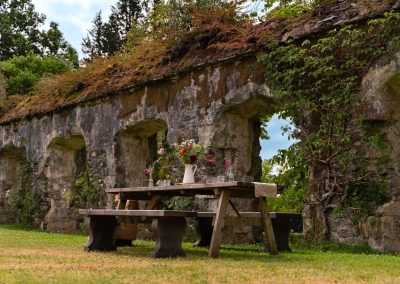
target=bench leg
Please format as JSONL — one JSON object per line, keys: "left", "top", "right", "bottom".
{"left": 194, "top": 216, "right": 293, "bottom": 252}
{"left": 271, "top": 216, "right": 292, "bottom": 252}
{"left": 194, "top": 217, "right": 213, "bottom": 247}
{"left": 151, "top": 217, "right": 187, "bottom": 258}
{"left": 84, "top": 216, "right": 118, "bottom": 252}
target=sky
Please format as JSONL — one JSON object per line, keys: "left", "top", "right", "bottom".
{"left": 30, "top": 0, "right": 293, "bottom": 160}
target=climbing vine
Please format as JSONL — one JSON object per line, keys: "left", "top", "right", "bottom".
{"left": 73, "top": 171, "right": 105, "bottom": 209}
{"left": 8, "top": 160, "right": 41, "bottom": 225}
{"left": 260, "top": 11, "right": 400, "bottom": 240}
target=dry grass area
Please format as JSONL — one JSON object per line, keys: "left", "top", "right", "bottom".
{"left": 1, "top": 225, "right": 400, "bottom": 284}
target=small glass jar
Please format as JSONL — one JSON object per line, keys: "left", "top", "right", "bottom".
{"left": 148, "top": 174, "right": 154, "bottom": 187}
{"left": 228, "top": 167, "right": 234, "bottom": 182}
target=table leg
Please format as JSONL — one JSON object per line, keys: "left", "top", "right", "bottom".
{"left": 208, "top": 189, "right": 230, "bottom": 258}
{"left": 260, "top": 197, "right": 278, "bottom": 255}
{"left": 146, "top": 195, "right": 162, "bottom": 210}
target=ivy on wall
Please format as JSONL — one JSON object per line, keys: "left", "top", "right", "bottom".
{"left": 8, "top": 160, "right": 41, "bottom": 225}
{"left": 260, "top": 11, "right": 400, "bottom": 240}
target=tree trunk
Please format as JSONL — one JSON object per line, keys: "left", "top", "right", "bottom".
{"left": 303, "top": 163, "right": 329, "bottom": 242}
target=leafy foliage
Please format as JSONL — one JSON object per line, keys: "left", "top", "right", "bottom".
{"left": 0, "top": 0, "right": 78, "bottom": 62}
{"left": 82, "top": 0, "right": 149, "bottom": 59}
{"left": 7, "top": 160, "right": 41, "bottom": 225}
{"left": 260, "top": 11, "right": 400, "bottom": 239}
{"left": 162, "top": 196, "right": 191, "bottom": 210}
{"left": 0, "top": 52, "right": 75, "bottom": 96}
{"left": 262, "top": 144, "right": 307, "bottom": 213}
{"left": 73, "top": 171, "right": 105, "bottom": 209}
{"left": 125, "top": 0, "right": 250, "bottom": 51}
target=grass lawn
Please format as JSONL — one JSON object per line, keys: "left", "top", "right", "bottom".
{"left": 0, "top": 225, "right": 399, "bottom": 284}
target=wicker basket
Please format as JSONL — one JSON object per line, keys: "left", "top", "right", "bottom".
{"left": 115, "top": 199, "right": 139, "bottom": 240}
{"left": 115, "top": 223, "right": 138, "bottom": 240}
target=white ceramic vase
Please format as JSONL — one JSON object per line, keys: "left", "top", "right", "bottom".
{"left": 183, "top": 164, "right": 197, "bottom": 184}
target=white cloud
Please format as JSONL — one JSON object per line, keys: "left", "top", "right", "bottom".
{"left": 31, "top": 0, "right": 118, "bottom": 58}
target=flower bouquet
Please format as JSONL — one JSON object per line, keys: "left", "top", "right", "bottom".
{"left": 176, "top": 139, "right": 206, "bottom": 165}
{"left": 176, "top": 139, "right": 206, "bottom": 184}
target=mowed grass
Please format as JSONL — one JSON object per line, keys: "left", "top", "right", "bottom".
{"left": 1, "top": 225, "right": 400, "bottom": 284}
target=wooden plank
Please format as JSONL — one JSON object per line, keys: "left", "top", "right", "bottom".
{"left": 208, "top": 189, "right": 231, "bottom": 258}
{"left": 254, "top": 183, "right": 278, "bottom": 197}
{"left": 105, "top": 182, "right": 253, "bottom": 195}
{"left": 224, "top": 217, "right": 261, "bottom": 227}
{"left": 79, "top": 209, "right": 197, "bottom": 217}
{"left": 105, "top": 183, "right": 277, "bottom": 200}
{"left": 259, "top": 197, "right": 278, "bottom": 255}
{"left": 229, "top": 200, "right": 241, "bottom": 217}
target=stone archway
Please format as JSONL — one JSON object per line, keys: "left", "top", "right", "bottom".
{"left": 196, "top": 96, "right": 276, "bottom": 244}
{"left": 114, "top": 119, "right": 168, "bottom": 188}
{"left": 43, "top": 135, "right": 86, "bottom": 233}
{"left": 359, "top": 69, "right": 400, "bottom": 251}
{"left": 0, "top": 145, "right": 25, "bottom": 223}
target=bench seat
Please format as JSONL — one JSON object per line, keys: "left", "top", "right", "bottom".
{"left": 79, "top": 209, "right": 197, "bottom": 217}
{"left": 80, "top": 209, "right": 196, "bottom": 258}
{"left": 195, "top": 211, "right": 302, "bottom": 251}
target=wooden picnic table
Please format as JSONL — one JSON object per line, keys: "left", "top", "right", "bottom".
{"left": 104, "top": 181, "right": 279, "bottom": 257}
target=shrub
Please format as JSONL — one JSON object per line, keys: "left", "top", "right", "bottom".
{"left": 0, "top": 52, "right": 74, "bottom": 95}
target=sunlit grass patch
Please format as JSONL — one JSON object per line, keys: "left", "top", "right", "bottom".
{"left": 0, "top": 225, "right": 400, "bottom": 284}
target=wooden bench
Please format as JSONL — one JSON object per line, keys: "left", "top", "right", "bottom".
{"left": 194, "top": 212, "right": 302, "bottom": 252}
{"left": 79, "top": 209, "right": 196, "bottom": 258}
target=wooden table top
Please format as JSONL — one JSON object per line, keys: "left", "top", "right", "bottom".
{"left": 106, "top": 182, "right": 277, "bottom": 199}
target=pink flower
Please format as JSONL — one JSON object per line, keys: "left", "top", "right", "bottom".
{"left": 158, "top": 147, "right": 165, "bottom": 156}
{"left": 224, "top": 159, "right": 230, "bottom": 169}
{"left": 144, "top": 168, "right": 153, "bottom": 175}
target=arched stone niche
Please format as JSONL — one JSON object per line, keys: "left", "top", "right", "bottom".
{"left": 358, "top": 63, "right": 400, "bottom": 252}
{"left": 114, "top": 119, "right": 167, "bottom": 188}
{"left": 0, "top": 144, "right": 25, "bottom": 223}
{"left": 196, "top": 95, "right": 275, "bottom": 244}
{"left": 43, "top": 134, "right": 87, "bottom": 233}
{"left": 210, "top": 96, "right": 276, "bottom": 183}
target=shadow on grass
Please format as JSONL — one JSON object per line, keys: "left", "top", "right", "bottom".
{"left": 114, "top": 240, "right": 300, "bottom": 263}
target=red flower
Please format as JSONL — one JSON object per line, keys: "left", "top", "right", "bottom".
{"left": 144, "top": 168, "right": 153, "bottom": 175}
{"left": 179, "top": 147, "right": 186, "bottom": 156}
{"left": 190, "top": 155, "right": 197, "bottom": 163}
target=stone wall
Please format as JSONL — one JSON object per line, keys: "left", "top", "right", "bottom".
{"left": 0, "top": 46, "right": 399, "bottom": 251}
{"left": 327, "top": 53, "right": 400, "bottom": 252}
{"left": 0, "top": 55, "right": 275, "bottom": 237}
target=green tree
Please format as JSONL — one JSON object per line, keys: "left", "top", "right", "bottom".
{"left": 261, "top": 144, "right": 307, "bottom": 213}
{"left": 260, "top": 11, "right": 400, "bottom": 240}
{"left": 0, "top": 0, "right": 78, "bottom": 64}
{"left": 0, "top": 51, "right": 74, "bottom": 95}
{"left": 82, "top": 11, "right": 106, "bottom": 59}
{"left": 82, "top": 0, "right": 148, "bottom": 59}
{"left": 125, "top": 0, "right": 246, "bottom": 48}
{"left": 40, "top": 22, "right": 79, "bottom": 66}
